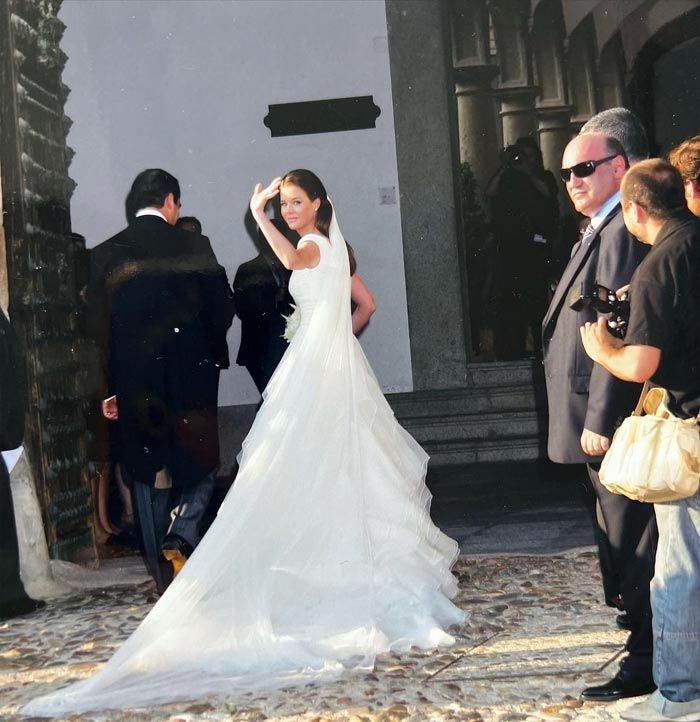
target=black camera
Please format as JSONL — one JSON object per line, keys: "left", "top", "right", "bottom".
{"left": 568, "top": 281, "right": 630, "bottom": 338}
{"left": 503, "top": 144, "right": 525, "bottom": 167}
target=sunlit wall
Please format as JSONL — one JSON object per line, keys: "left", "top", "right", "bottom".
{"left": 58, "top": 0, "right": 413, "bottom": 405}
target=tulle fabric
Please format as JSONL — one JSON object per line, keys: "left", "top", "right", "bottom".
{"left": 22, "top": 207, "right": 464, "bottom": 716}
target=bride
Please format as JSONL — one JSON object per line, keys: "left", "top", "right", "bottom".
{"left": 22, "top": 169, "right": 465, "bottom": 716}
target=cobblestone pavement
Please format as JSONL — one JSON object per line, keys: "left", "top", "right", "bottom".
{"left": 2, "top": 550, "right": 644, "bottom": 722}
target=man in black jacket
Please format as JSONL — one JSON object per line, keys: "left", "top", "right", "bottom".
{"left": 233, "top": 220, "right": 297, "bottom": 393}
{"left": 89, "top": 169, "right": 235, "bottom": 590}
{"left": 582, "top": 159, "right": 700, "bottom": 722}
{"left": 543, "top": 134, "right": 656, "bottom": 700}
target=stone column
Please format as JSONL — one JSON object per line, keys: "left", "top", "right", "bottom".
{"left": 0, "top": 167, "right": 8, "bottom": 316}
{"left": 537, "top": 105, "right": 573, "bottom": 206}
{"left": 489, "top": 0, "right": 538, "bottom": 146}
{"left": 449, "top": 0, "right": 501, "bottom": 199}
{"left": 497, "top": 86, "right": 539, "bottom": 145}
{"left": 455, "top": 65, "right": 501, "bottom": 198}
{"left": 386, "top": 0, "right": 469, "bottom": 390}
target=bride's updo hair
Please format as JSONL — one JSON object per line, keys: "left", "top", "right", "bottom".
{"left": 281, "top": 169, "right": 356, "bottom": 275}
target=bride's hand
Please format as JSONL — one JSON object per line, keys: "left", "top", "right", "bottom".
{"left": 250, "top": 178, "right": 282, "bottom": 215}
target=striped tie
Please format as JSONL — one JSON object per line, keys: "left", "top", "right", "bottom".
{"left": 571, "top": 223, "right": 595, "bottom": 258}
{"left": 580, "top": 223, "right": 595, "bottom": 247}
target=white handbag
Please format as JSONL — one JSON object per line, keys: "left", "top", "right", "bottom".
{"left": 599, "top": 384, "right": 700, "bottom": 503}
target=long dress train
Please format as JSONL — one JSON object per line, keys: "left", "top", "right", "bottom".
{"left": 22, "top": 207, "right": 465, "bottom": 716}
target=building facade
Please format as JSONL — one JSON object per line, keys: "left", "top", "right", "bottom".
{"left": 1, "top": 0, "right": 698, "bottom": 561}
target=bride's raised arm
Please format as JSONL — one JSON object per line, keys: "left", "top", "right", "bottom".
{"left": 250, "top": 178, "right": 320, "bottom": 271}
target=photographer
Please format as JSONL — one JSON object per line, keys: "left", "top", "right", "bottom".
{"left": 487, "top": 137, "right": 558, "bottom": 359}
{"left": 581, "top": 159, "right": 700, "bottom": 722}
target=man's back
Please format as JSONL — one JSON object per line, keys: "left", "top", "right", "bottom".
{"left": 89, "top": 215, "right": 234, "bottom": 486}
{"left": 626, "top": 212, "right": 700, "bottom": 418}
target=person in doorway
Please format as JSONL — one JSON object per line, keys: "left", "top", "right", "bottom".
{"left": 487, "top": 137, "right": 558, "bottom": 359}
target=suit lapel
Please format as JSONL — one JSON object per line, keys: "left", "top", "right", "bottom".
{"left": 544, "top": 205, "right": 622, "bottom": 327}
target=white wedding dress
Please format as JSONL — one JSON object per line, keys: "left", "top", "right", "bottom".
{"left": 23, "top": 209, "right": 465, "bottom": 716}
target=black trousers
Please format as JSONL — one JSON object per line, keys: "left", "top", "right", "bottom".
{"left": 126, "top": 467, "right": 215, "bottom": 594}
{"left": 587, "top": 463, "right": 658, "bottom": 673}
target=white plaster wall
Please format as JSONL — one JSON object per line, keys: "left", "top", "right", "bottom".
{"left": 58, "top": 0, "right": 413, "bottom": 405}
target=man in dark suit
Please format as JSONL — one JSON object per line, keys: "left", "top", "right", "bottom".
{"left": 576, "top": 108, "right": 651, "bottom": 629}
{"left": 542, "top": 133, "right": 656, "bottom": 701}
{"left": 89, "top": 169, "right": 235, "bottom": 591}
{"left": 233, "top": 221, "right": 297, "bottom": 393}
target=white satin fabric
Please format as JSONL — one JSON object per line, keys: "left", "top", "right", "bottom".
{"left": 23, "top": 208, "right": 464, "bottom": 716}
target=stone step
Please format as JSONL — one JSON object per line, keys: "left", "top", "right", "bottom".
{"left": 466, "top": 360, "right": 544, "bottom": 387}
{"left": 388, "top": 383, "right": 545, "bottom": 417}
{"left": 400, "top": 409, "right": 544, "bottom": 444}
{"left": 387, "top": 361, "right": 548, "bottom": 466}
{"left": 423, "top": 436, "right": 545, "bottom": 466}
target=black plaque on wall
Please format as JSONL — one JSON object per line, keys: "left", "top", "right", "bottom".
{"left": 264, "top": 96, "right": 381, "bottom": 137}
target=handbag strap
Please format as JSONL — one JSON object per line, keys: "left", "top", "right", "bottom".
{"left": 632, "top": 380, "right": 651, "bottom": 416}
{"left": 634, "top": 383, "right": 700, "bottom": 425}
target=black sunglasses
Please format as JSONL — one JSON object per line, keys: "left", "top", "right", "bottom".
{"left": 559, "top": 154, "right": 619, "bottom": 183}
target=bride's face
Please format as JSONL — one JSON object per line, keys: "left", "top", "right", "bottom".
{"left": 280, "top": 183, "right": 320, "bottom": 234}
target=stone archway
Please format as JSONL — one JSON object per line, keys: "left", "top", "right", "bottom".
{"left": 626, "top": 4, "right": 700, "bottom": 154}
{"left": 653, "top": 36, "right": 700, "bottom": 154}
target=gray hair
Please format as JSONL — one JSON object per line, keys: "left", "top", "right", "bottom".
{"left": 580, "top": 107, "right": 649, "bottom": 164}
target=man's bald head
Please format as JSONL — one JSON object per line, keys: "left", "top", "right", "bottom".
{"left": 561, "top": 134, "right": 628, "bottom": 217}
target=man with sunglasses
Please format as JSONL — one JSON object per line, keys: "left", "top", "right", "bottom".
{"left": 543, "top": 133, "right": 656, "bottom": 701}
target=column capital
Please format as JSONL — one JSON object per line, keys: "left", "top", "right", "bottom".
{"left": 494, "top": 85, "right": 540, "bottom": 118}
{"left": 454, "top": 64, "right": 500, "bottom": 94}
{"left": 535, "top": 104, "right": 574, "bottom": 131}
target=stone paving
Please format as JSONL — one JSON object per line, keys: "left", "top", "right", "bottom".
{"left": 1, "top": 550, "right": 644, "bottom": 722}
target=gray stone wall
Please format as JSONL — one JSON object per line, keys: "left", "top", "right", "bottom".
{"left": 385, "top": 0, "right": 470, "bottom": 390}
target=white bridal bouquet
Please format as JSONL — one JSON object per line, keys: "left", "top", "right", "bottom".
{"left": 282, "top": 305, "right": 301, "bottom": 342}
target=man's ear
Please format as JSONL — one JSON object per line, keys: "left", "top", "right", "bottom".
{"left": 631, "top": 200, "right": 647, "bottom": 224}
{"left": 161, "top": 192, "right": 180, "bottom": 225}
{"left": 686, "top": 179, "right": 700, "bottom": 199}
{"left": 613, "top": 155, "right": 628, "bottom": 179}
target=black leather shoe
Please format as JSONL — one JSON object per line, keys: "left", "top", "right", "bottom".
{"left": 161, "top": 534, "right": 193, "bottom": 576}
{"left": 616, "top": 612, "right": 633, "bottom": 631}
{"left": 581, "top": 672, "right": 655, "bottom": 702}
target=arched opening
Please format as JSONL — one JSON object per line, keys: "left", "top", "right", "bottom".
{"left": 653, "top": 36, "right": 700, "bottom": 154}
{"left": 628, "top": 5, "right": 700, "bottom": 154}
